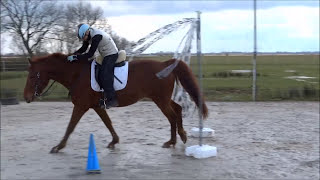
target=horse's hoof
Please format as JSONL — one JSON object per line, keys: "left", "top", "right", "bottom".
{"left": 107, "top": 143, "right": 115, "bottom": 149}
{"left": 162, "top": 144, "right": 171, "bottom": 148}
{"left": 180, "top": 132, "right": 187, "bottom": 144}
{"left": 181, "top": 137, "right": 187, "bottom": 144}
{"left": 162, "top": 141, "right": 175, "bottom": 148}
{"left": 50, "top": 146, "right": 59, "bottom": 153}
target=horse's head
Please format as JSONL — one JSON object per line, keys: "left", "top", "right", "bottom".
{"left": 24, "top": 57, "right": 51, "bottom": 103}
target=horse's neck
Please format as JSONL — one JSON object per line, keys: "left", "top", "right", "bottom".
{"left": 49, "top": 61, "right": 87, "bottom": 90}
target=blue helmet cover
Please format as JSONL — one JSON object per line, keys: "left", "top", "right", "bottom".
{"left": 78, "top": 24, "right": 90, "bottom": 39}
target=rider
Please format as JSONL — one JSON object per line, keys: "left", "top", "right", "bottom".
{"left": 67, "top": 24, "right": 119, "bottom": 109}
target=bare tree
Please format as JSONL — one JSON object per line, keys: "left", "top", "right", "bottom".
{"left": 59, "top": 2, "right": 133, "bottom": 54}
{"left": 93, "top": 18, "right": 133, "bottom": 51}
{"left": 0, "top": 2, "right": 7, "bottom": 34}
{"left": 58, "top": 2, "right": 104, "bottom": 53}
{"left": 1, "top": 0, "right": 64, "bottom": 57}
{"left": 11, "top": 33, "right": 27, "bottom": 55}
{"left": 1, "top": 0, "right": 133, "bottom": 56}
{"left": 110, "top": 32, "right": 133, "bottom": 50}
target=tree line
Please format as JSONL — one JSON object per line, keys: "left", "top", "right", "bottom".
{"left": 1, "top": 0, "right": 133, "bottom": 57}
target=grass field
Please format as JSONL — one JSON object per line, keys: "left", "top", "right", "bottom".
{"left": 1, "top": 55, "right": 319, "bottom": 101}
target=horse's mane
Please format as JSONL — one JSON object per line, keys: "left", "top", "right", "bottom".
{"left": 32, "top": 53, "right": 68, "bottom": 63}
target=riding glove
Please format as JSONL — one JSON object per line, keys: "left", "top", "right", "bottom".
{"left": 67, "top": 55, "right": 77, "bottom": 62}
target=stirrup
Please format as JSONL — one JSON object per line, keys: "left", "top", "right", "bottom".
{"left": 99, "top": 98, "right": 107, "bottom": 109}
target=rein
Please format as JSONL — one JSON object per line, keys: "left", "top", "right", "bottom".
{"left": 34, "top": 72, "right": 56, "bottom": 98}
{"left": 32, "top": 58, "right": 90, "bottom": 99}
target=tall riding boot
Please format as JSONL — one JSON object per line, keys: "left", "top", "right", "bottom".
{"left": 99, "top": 54, "right": 118, "bottom": 109}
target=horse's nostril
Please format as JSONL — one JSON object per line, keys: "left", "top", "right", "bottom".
{"left": 24, "top": 95, "right": 33, "bottom": 103}
{"left": 25, "top": 98, "right": 30, "bottom": 103}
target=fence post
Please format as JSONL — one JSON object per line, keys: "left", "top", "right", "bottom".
{"left": 252, "top": 0, "right": 257, "bottom": 101}
{"left": 196, "top": 11, "right": 203, "bottom": 146}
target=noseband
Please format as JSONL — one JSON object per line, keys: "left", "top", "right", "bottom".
{"left": 34, "top": 72, "right": 56, "bottom": 98}
{"left": 34, "top": 72, "right": 41, "bottom": 97}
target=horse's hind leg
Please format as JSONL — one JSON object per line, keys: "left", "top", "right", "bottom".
{"left": 170, "top": 100, "right": 187, "bottom": 144}
{"left": 153, "top": 99, "right": 177, "bottom": 148}
{"left": 50, "top": 106, "right": 88, "bottom": 153}
{"left": 93, "top": 108, "right": 119, "bottom": 149}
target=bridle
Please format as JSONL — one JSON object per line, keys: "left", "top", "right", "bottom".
{"left": 34, "top": 71, "right": 56, "bottom": 98}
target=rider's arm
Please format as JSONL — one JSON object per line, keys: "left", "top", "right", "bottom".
{"left": 76, "top": 35, "right": 102, "bottom": 60}
{"left": 74, "top": 41, "right": 89, "bottom": 55}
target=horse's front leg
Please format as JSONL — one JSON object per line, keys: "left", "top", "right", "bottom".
{"left": 50, "top": 106, "right": 88, "bottom": 153}
{"left": 93, "top": 108, "right": 119, "bottom": 149}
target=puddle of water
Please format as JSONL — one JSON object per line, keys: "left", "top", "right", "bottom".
{"left": 295, "top": 79, "right": 306, "bottom": 82}
{"left": 286, "top": 76, "right": 316, "bottom": 79}
{"left": 284, "top": 76, "right": 318, "bottom": 83}
{"left": 231, "top": 70, "right": 251, "bottom": 73}
{"left": 285, "top": 70, "right": 296, "bottom": 73}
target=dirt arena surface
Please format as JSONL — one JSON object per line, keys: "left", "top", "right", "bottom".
{"left": 1, "top": 101, "right": 319, "bottom": 179}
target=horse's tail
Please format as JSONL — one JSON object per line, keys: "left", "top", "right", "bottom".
{"left": 170, "top": 59, "right": 209, "bottom": 119}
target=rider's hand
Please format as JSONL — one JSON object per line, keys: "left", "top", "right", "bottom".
{"left": 67, "top": 55, "right": 77, "bottom": 62}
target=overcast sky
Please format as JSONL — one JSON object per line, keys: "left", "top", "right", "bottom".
{"left": 92, "top": 0, "right": 320, "bottom": 53}
{"left": 94, "top": 1, "right": 318, "bottom": 17}
{"left": 1, "top": 0, "right": 319, "bottom": 54}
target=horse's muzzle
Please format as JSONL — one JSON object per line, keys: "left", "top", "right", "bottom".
{"left": 24, "top": 94, "right": 34, "bottom": 103}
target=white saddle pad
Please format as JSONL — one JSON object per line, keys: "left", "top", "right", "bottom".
{"left": 91, "top": 60, "right": 129, "bottom": 92}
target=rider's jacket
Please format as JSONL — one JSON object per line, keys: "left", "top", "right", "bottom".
{"left": 89, "top": 28, "right": 118, "bottom": 57}
{"left": 75, "top": 27, "right": 118, "bottom": 60}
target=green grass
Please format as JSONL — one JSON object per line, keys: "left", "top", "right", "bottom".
{"left": 1, "top": 55, "right": 319, "bottom": 101}
{"left": 0, "top": 71, "right": 28, "bottom": 80}
{"left": 1, "top": 75, "right": 70, "bottom": 101}
{"left": 188, "top": 55, "right": 319, "bottom": 101}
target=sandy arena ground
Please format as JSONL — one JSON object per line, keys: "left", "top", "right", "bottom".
{"left": 1, "top": 101, "right": 319, "bottom": 179}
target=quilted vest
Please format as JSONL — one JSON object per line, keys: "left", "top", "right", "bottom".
{"left": 89, "top": 28, "right": 118, "bottom": 58}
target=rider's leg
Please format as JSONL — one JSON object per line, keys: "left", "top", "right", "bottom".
{"left": 99, "top": 53, "right": 118, "bottom": 109}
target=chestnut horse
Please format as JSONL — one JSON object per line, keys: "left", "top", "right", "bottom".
{"left": 24, "top": 53, "right": 208, "bottom": 153}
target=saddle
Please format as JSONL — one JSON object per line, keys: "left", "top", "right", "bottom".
{"left": 91, "top": 50, "right": 129, "bottom": 92}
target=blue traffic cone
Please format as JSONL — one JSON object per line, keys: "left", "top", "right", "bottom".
{"left": 86, "top": 134, "right": 101, "bottom": 174}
